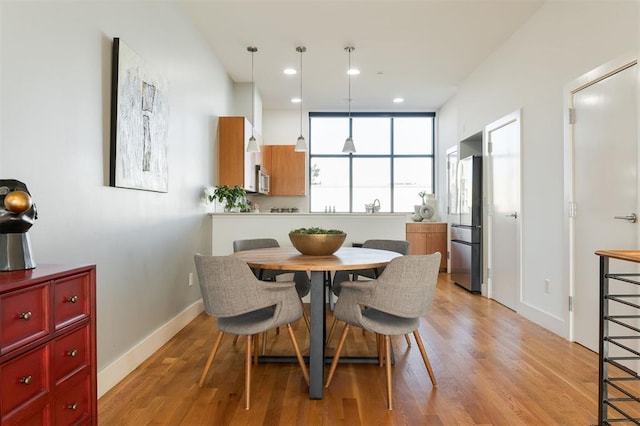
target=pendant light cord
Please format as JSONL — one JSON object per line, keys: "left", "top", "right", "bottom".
{"left": 348, "top": 49, "right": 351, "bottom": 120}
{"left": 251, "top": 48, "right": 255, "bottom": 138}
{"left": 299, "top": 48, "right": 303, "bottom": 136}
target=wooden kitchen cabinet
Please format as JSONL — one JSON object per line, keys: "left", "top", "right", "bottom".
{"left": 218, "top": 116, "right": 259, "bottom": 192}
{"left": 0, "top": 264, "right": 96, "bottom": 426}
{"left": 406, "top": 223, "right": 447, "bottom": 271}
{"left": 262, "top": 145, "right": 305, "bottom": 196}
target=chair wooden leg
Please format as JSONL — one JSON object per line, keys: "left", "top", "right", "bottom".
{"left": 413, "top": 330, "right": 437, "bottom": 387}
{"left": 233, "top": 335, "right": 239, "bottom": 345}
{"left": 325, "top": 324, "right": 350, "bottom": 387}
{"left": 404, "top": 334, "right": 412, "bottom": 347}
{"left": 326, "top": 318, "right": 338, "bottom": 348}
{"left": 301, "top": 305, "right": 310, "bottom": 331}
{"left": 256, "top": 333, "right": 261, "bottom": 364}
{"left": 377, "top": 334, "right": 383, "bottom": 367}
{"left": 385, "top": 335, "right": 393, "bottom": 410}
{"left": 245, "top": 334, "right": 252, "bottom": 410}
{"left": 199, "top": 332, "right": 225, "bottom": 387}
{"left": 286, "top": 323, "right": 310, "bottom": 386}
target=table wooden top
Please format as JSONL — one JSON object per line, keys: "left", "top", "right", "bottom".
{"left": 232, "top": 246, "right": 402, "bottom": 272}
{"left": 595, "top": 250, "right": 640, "bottom": 263}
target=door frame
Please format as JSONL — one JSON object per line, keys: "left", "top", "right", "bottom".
{"left": 484, "top": 110, "right": 523, "bottom": 305}
{"left": 563, "top": 53, "right": 638, "bottom": 341}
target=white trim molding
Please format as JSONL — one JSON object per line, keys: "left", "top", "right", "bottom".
{"left": 97, "top": 299, "right": 204, "bottom": 398}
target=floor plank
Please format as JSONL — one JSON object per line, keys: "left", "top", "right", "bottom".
{"left": 99, "top": 274, "right": 601, "bottom": 425}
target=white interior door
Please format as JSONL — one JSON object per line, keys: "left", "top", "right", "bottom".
{"left": 571, "top": 60, "right": 638, "bottom": 352}
{"left": 486, "top": 111, "right": 521, "bottom": 311}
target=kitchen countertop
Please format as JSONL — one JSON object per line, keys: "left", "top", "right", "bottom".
{"left": 210, "top": 213, "right": 446, "bottom": 258}
{"left": 208, "top": 212, "right": 412, "bottom": 217}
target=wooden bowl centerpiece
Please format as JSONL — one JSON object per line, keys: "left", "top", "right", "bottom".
{"left": 289, "top": 227, "right": 346, "bottom": 256}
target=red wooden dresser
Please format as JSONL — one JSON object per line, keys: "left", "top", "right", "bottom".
{"left": 0, "top": 264, "right": 96, "bottom": 425}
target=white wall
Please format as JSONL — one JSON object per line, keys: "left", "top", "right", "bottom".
{"left": 0, "top": 1, "right": 234, "bottom": 393}
{"left": 437, "top": 1, "right": 639, "bottom": 336}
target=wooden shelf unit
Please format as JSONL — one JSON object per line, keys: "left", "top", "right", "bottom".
{"left": 406, "top": 223, "right": 447, "bottom": 271}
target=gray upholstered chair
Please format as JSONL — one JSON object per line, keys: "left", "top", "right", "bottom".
{"left": 329, "top": 239, "right": 412, "bottom": 346}
{"left": 331, "top": 239, "right": 410, "bottom": 296}
{"left": 233, "top": 238, "right": 311, "bottom": 300}
{"left": 324, "top": 253, "right": 440, "bottom": 410}
{"left": 194, "top": 254, "right": 309, "bottom": 410}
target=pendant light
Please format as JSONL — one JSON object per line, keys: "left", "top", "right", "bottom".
{"left": 342, "top": 46, "right": 356, "bottom": 153}
{"left": 246, "top": 46, "right": 260, "bottom": 153}
{"left": 294, "top": 46, "right": 308, "bottom": 152}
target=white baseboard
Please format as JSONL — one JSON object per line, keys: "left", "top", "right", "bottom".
{"left": 518, "top": 300, "right": 567, "bottom": 338}
{"left": 97, "top": 299, "right": 204, "bottom": 398}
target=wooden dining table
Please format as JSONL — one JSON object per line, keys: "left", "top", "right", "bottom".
{"left": 232, "top": 246, "right": 402, "bottom": 399}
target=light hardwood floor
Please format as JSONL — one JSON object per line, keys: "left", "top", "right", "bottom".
{"left": 98, "top": 274, "right": 600, "bottom": 425}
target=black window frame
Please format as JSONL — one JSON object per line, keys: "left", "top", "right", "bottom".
{"left": 308, "top": 111, "right": 436, "bottom": 213}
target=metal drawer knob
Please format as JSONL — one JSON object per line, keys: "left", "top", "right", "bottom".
{"left": 67, "top": 295, "right": 79, "bottom": 303}
{"left": 67, "top": 349, "right": 79, "bottom": 357}
{"left": 19, "top": 311, "right": 32, "bottom": 320}
{"left": 20, "top": 375, "right": 33, "bottom": 385}
{"left": 68, "top": 403, "right": 78, "bottom": 411}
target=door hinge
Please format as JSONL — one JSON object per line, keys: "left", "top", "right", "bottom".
{"left": 568, "top": 296, "right": 574, "bottom": 312}
{"left": 488, "top": 141, "right": 493, "bottom": 154}
{"left": 568, "top": 201, "right": 577, "bottom": 218}
{"left": 487, "top": 267, "right": 492, "bottom": 280}
{"left": 568, "top": 108, "right": 576, "bottom": 124}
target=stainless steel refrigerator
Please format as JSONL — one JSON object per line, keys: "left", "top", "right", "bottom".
{"left": 450, "top": 155, "right": 482, "bottom": 293}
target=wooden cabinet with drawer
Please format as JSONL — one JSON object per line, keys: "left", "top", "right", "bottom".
{"left": 406, "top": 223, "right": 447, "bottom": 271}
{"left": 0, "top": 264, "right": 96, "bottom": 426}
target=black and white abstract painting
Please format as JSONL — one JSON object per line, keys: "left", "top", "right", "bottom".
{"left": 110, "top": 38, "right": 169, "bottom": 192}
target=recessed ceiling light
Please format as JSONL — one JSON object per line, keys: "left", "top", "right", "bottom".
{"left": 291, "top": 97, "right": 301, "bottom": 103}
{"left": 284, "top": 68, "right": 297, "bottom": 75}
{"left": 347, "top": 68, "right": 360, "bottom": 75}
{"left": 393, "top": 97, "right": 404, "bottom": 103}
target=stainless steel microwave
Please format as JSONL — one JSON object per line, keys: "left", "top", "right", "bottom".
{"left": 256, "top": 167, "right": 270, "bottom": 195}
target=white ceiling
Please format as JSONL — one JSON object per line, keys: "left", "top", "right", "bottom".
{"left": 177, "top": 0, "right": 545, "bottom": 112}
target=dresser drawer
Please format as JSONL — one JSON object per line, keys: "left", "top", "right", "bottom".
{"left": 0, "top": 396, "right": 49, "bottom": 426}
{"left": 0, "top": 345, "right": 50, "bottom": 417}
{"left": 54, "top": 370, "right": 91, "bottom": 426}
{"left": 54, "top": 273, "right": 90, "bottom": 330}
{"left": 53, "top": 325, "right": 89, "bottom": 384}
{"left": 0, "top": 284, "right": 50, "bottom": 355}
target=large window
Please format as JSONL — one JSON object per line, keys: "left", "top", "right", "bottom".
{"left": 309, "top": 112, "right": 435, "bottom": 213}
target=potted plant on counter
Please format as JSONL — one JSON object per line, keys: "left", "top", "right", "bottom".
{"left": 207, "top": 185, "right": 247, "bottom": 212}
{"left": 289, "top": 227, "right": 346, "bottom": 255}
